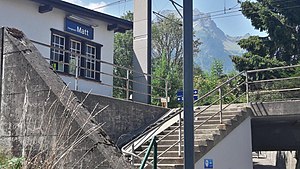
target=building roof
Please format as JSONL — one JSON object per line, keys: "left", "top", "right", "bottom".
{"left": 30, "top": 0, "right": 133, "bottom": 33}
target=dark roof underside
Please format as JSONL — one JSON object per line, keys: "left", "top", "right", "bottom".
{"left": 30, "top": 0, "right": 132, "bottom": 32}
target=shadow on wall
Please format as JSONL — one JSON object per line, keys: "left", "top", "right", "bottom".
{"left": 296, "top": 151, "right": 300, "bottom": 169}
{"left": 253, "top": 164, "right": 280, "bottom": 169}
{"left": 250, "top": 102, "right": 269, "bottom": 116}
{"left": 276, "top": 151, "right": 287, "bottom": 169}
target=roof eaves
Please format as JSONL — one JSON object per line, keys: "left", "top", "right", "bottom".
{"left": 30, "top": 0, "right": 133, "bottom": 31}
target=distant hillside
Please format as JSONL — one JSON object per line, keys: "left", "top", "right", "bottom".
{"left": 160, "top": 9, "right": 249, "bottom": 73}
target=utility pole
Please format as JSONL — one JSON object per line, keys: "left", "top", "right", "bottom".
{"left": 183, "top": 0, "right": 194, "bottom": 169}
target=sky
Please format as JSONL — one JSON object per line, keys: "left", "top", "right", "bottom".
{"left": 62, "top": 0, "right": 266, "bottom": 37}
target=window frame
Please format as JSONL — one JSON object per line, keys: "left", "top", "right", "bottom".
{"left": 50, "top": 29, "right": 103, "bottom": 82}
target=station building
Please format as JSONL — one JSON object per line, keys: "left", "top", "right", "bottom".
{"left": 0, "top": 0, "right": 132, "bottom": 96}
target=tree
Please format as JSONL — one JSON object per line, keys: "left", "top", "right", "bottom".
{"left": 113, "top": 12, "right": 133, "bottom": 98}
{"left": 232, "top": 0, "right": 300, "bottom": 72}
{"left": 232, "top": 0, "right": 300, "bottom": 102}
{"left": 210, "top": 59, "right": 224, "bottom": 78}
{"left": 151, "top": 13, "right": 201, "bottom": 107}
{"left": 194, "top": 59, "right": 245, "bottom": 106}
{"left": 152, "top": 51, "right": 182, "bottom": 107}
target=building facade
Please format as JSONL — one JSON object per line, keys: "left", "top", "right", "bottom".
{"left": 0, "top": 0, "right": 132, "bottom": 96}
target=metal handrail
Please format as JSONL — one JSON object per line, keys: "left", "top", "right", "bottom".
{"left": 122, "top": 71, "right": 246, "bottom": 166}
{"left": 30, "top": 39, "right": 169, "bottom": 104}
{"left": 44, "top": 57, "right": 160, "bottom": 97}
{"left": 137, "top": 121, "right": 181, "bottom": 158}
{"left": 248, "top": 76, "right": 300, "bottom": 84}
{"left": 139, "top": 136, "right": 157, "bottom": 169}
{"left": 247, "top": 65, "right": 300, "bottom": 102}
{"left": 155, "top": 74, "right": 247, "bottom": 161}
{"left": 122, "top": 108, "right": 183, "bottom": 153}
{"left": 194, "top": 93, "right": 246, "bottom": 131}
{"left": 246, "top": 64, "right": 300, "bottom": 73}
{"left": 123, "top": 64, "right": 300, "bottom": 167}
{"left": 194, "top": 71, "right": 245, "bottom": 103}
{"left": 249, "top": 87, "right": 300, "bottom": 94}
{"left": 31, "top": 39, "right": 168, "bottom": 82}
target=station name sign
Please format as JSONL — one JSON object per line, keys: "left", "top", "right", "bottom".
{"left": 65, "top": 18, "right": 94, "bottom": 40}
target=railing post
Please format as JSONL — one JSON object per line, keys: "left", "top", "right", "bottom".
{"left": 126, "top": 69, "right": 130, "bottom": 100}
{"left": 219, "top": 87, "right": 223, "bottom": 124}
{"left": 75, "top": 54, "right": 79, "bottom": 91}
{"left": 131, "top": 143, "right": 135, "bottom": 165}
{"left": 153, "top": 136, "right": 157, "bottom": 169}
{"left": 246, "top": 71, "right": 249, "bottom": 103}
{"left": 165, "top": 80, "right": 168, "bottom": 108}
{"left": 178, "top": 113, "right": 182, "bottom": 157}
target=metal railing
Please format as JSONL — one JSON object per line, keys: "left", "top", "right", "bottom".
{"left": 246, "top": 64, "right": 300, "bottom": 102}
{"left": 30, "top": 39, "right": 169, "bottom": 107}
{"left": 139, "top": 136, "right": 157, "bottom": 169}
{"left": 122, "top": 64, "right": 300, "bottom": 167}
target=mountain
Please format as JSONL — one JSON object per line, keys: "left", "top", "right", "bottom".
{"left": 160, "top": 9, "right": 249, "bottom": 73}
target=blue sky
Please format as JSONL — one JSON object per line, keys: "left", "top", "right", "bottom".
{"left": 63, "top": 0, "right": 265, "bottom": 37}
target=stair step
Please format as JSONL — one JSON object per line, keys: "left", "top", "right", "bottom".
{"left": 168, "top": 123, "right": 227, "bottom": 130}
{"left": 194, "top": 109, "right": 241, "bottom": 113}
{"left": 156, "top": 133, "right": 215, "bottom": 140}
{"left": 133, "top": 163, "right": 183, "bottom": 169}
{"left": 139, "top": 144, "right": 201, "bottom": 151}
{"left": 123, "top": 104, "right": 249, "bottom": 169}
{"left": 134, "top": 156, "right": 184, "bottom": 166}
{"left": 142, "top": 139, "right": 212, "bottom": 147}
{"left": 162, "top": 128, "right": 221, "bottom": 135}
{"left": 136, "top": 140, "right": 213, "bottom": 159}
{"left": 134, "top": 150, "right": 184, "bottom": 157}
{"left": 195, "top": 104, "right": 246, "bottom": 110}
{"left": 194, "top": 118, "right": 234, "bottom": 124}
{"left": 195, "top": 114, "right": 237, "bottom": 120}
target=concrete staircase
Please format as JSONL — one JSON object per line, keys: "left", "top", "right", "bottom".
{"left": 125, "top": 103, "right": 251, "bottom": 169}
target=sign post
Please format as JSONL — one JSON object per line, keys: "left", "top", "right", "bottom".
{"left": 183, "top": 1, "right": 194, "bottom": 168}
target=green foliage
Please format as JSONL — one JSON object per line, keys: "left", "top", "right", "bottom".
{"left": 113, "top": 11, "right": 134, "bottom": 99}
{"left": 231, "top": 1, "right": 300, "bottom": 102}
{"left": 152, "top": 51, "right": 182, "bottom": 107}
{"left": 152, "top": 13, "right": 201, "bottom": 70}
{"left": 151, "top": 13, "right": 201, "bottom": 107}
{"left": 0, "top": 150, "right": 23, "bottom": 169}
{"left": 152, "top": 14, "right": 184, "bottom": 68}
{"left": 210, "top": 59, "right": 224, "bottom": 78}
{"left": 194, "top": 60, "right": 245, "bottom": 106}
{"left": 233, "top": 0, "right": 300, "bottom": 73}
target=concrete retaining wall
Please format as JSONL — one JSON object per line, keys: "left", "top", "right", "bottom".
{"left": 0, "top": 27, "right": 130, "bottom": 168}
{"left": 74, "top": 91, "right": 169, "bottom": 147}
{"left": 250, "top": 100, "right": 300, "bottom": 116}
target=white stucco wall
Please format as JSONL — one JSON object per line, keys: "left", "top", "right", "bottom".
{"left": 0, "top": 0, "right": 115, "bottom": 96}
{"left": 196, "top": 117, "right": 253, "bottom": 169}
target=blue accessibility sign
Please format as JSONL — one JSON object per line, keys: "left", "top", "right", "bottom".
{"left": 204, "top": 159, "right": 213, "bottom": 168}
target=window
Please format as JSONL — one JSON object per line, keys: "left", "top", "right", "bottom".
{"left": 85, "top": 44, "right": 96, "bottom": 79}
{"left": 50, "top": 29, "right": 102, "bottom": 81}
{"left": 51, "top": 34, "right": 65, "bottom": 72}
{"left": 69, "top": 39, "right": 81, "bottom": 75}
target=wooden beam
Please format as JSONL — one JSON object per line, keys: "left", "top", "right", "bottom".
{"left": 39, "top": 4, "right": 53, "bottom": 13}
